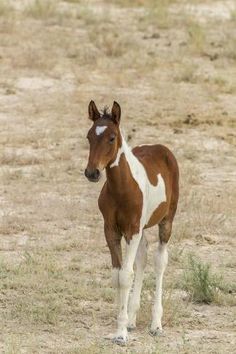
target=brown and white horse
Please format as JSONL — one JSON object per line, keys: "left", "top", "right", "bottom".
{"left": 85, "top": 101, "right": 179, "bottom": 345}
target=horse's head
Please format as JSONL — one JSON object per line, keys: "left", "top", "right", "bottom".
{"left": 85, "top": 100, "right": 122, "bottom": 182}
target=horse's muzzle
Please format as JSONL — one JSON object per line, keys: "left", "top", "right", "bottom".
{"left": 84, "top": 168, "right": 101, "bottom": 182}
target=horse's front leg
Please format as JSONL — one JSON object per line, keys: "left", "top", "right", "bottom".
{"left": 114, "top": 231, "right": 143, "bottom": 345}
{"left": 104, "top": 223, "right": 122, "bottom": 283}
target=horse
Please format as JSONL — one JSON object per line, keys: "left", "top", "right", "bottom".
{"left": 84, "top": 100, "right": 179, "bottom": 345}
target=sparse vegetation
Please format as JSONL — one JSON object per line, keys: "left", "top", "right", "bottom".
{"left": 187, "top": 20, "right": 206, "bottom": 54}
{"left": 25, "top": 0, "right": 58, "bottom": 19}
{"left": 139, "top": 0, "right": 176, "bottom": 30}
{"left": 174, "top": 64, "right": 197, "bottom": 83}
{"left": 89, "top": 29, "right": 135, "bottom": 58}
{"left": 0, "top": 0, "right": 235, "bottom": 352}
{"left": 0, "top": 0, "right": 12, "bottom": 16}
{"left": 181, "top": 254, "right": 226, "bottom": 304}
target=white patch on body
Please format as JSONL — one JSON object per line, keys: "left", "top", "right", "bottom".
{"left": 95, "top": 125, "right": 107, "bottom": 136}
{"left": 110, "top": 145, "right": 124, "bottom": 168}
{"left": 111, "top": 136, "right": 166, "bottom": 227}
{"left": 138, "top": 144, "right": 152, "bottom": 147}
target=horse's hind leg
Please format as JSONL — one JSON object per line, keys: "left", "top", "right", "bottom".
{"left": 150, "top": 218, "right": 172, "bottom": 336}
{"left": 127, "top": 234, "right": 148, "bottom": 331}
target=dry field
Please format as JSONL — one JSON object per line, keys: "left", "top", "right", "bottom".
{"left": 0, "top": 0, "right": 236, "bottom": 353}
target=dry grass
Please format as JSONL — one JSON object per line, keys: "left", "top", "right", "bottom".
{"left": 0, "top": 214, "right": 29, "bottom": 235}
{"left": 0, "top": 0, "right": 12, "bottom": 17}
{"left": 89, "top": 28, "right": 135, "bottom": 58}
{"left": 25, "top": 0, "right": 58, "bottom": 20}
{"left": 187, "top": 20, "right": 206, "bottom": 54}
{"left": 0, "top": 0, "right": 235, "bottom": 353}
{"left": 174, "top": 64, "right": 197, "bottom": 83}
{"left": 138, "top": 0, "right": 176, "bottom": 30}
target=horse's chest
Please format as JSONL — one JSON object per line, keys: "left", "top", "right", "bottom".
{"left": 115, "top": 193, "right": 143, "bottom": 237}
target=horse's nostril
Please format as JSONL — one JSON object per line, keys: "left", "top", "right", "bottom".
{"left": 85, "top": 168, "right": 100, "bottom": 181}
{"left": 95, "top": 169, "right": 100, "bottom": 179}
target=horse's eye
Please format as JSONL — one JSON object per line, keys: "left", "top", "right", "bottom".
{"left": 109, "top": 135, "right": 115, "bottom": 144}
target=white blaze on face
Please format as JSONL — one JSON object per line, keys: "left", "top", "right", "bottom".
{"left": 95, "top": 125, "right": 107, "bottom": 136}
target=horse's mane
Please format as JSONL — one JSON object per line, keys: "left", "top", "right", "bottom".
{"left": 100, "top": 106, "right": 112, "bottom": 120}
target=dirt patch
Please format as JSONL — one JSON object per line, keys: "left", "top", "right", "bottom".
{"left": 0, "top": 0, "right": 236, "bottom": 353}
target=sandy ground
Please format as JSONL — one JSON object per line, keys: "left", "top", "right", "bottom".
{"left": 0, "top": 0, "right": 236, "bottom": 353}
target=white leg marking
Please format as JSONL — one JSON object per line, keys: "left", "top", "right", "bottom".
{"left": 95, "top": 125, "right": 107, "bottom": 136}
{"left": 128, "top": 235, "right": 148, "bottom": 330}
{"left": 112, "top": 232, "right": 142, "bottom": 345}
{"left": 111, "top": 268, "right": 120, "bottom": 288}
{"left": 150, "top": 242, "right": 168, "bottom": 335}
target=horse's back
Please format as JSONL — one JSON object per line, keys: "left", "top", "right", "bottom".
{"left": 132, "top": 144, "right": 178, "bottom": 179}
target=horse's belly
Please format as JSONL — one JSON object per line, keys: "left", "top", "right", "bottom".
{"left": 144, "top": 201, "right": 168, "bottom": 229}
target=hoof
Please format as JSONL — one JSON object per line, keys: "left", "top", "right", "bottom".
{"left": 112, "top": 336, "right": 127, "bottom": 346}
{"left": 149, "top": 328, "right": 164, "bottom": 337}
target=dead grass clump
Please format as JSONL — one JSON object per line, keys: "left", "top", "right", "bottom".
{"left": 187, "top": 20, "right": 206, "bottom": 54}
{"left": 76, "top": 6, "right": 109, "bottom": 27}
{"left": 25, "top": 0, "right": 58, "bottom": 20}
{"left": 230, "top": 9, "right": 236, "bottom": 22}
{"left": 0, "top": 151, "right": 41, "bottom": 166}
{"left": 0, "top": 167, "right": 23, "bottom": 184}
{"left": 140, "top": 0, "right": 176, "bottom": 30}
{"left": 0, "top": 214, "right": 28, "bottom": 235}
{"left": 163, "top": 287, "right": 190, "bottom": 327}
{"left": 170, "top": 245, "right": 185, "bottom": 264}
{"left": 0, "top": 0, "right": 12, "bottom": 17}
{"left": 88, "top": 27, "right": 135, "bottom": 58}
{"left": 223, "top": 37, "right": 236, "bottom": 61}
{"left": 212, "top": 76, "right": 236, "bottom": 94}
{"left": 174, "top": 65, "right": 197, "bottom": 83}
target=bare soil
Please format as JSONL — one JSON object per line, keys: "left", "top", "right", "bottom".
{"left": 0, "top": 1, "right": 235, "bottom": 353}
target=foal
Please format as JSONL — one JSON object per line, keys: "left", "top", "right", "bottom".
{"left": 85, "top": 101, "right": 179, "bottom": 345}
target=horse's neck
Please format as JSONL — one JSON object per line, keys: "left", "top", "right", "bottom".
{"left": 106, "top": 136, "right": 136, "bottom": 194}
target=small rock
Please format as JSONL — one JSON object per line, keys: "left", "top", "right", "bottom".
{"left": 173, "top": 128, "right": 183, "bottom": 134}
{"left": 183, "top": 114, "right": 198, "bottom": 126}
{"left": 151, "top": 32, "right": 160, "bottom": 39}
{"left": 210, "top": 53, "right": 219, "bottom": 61}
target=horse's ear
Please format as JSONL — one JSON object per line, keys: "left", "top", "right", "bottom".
{"left": 88, "top": 100, "right": 100, "bottom": 121}
{"left": 111, "top": 101, "right": 121, "bottom": 125}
